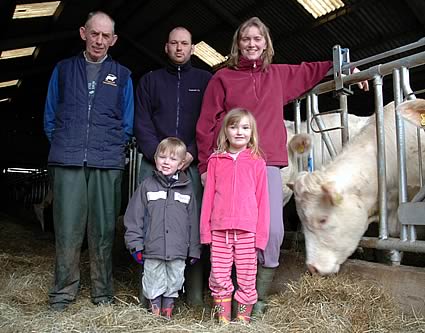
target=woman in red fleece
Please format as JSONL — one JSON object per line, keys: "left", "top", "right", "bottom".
{"left": 200, "top": 108, "right": 270, "bottom": 323}
{"left": 196, "top": 16, "right": 369, "bottom": 315}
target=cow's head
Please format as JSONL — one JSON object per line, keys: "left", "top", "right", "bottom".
{"left": 290, "top": 171, "right": 370, "bottom": 275}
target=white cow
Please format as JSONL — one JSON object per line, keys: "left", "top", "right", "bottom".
{"left": 281, "top": 113, "right": 370, "bottom": 206}
{"left": 290, "top": 100, "right": 425, "bottom": 275}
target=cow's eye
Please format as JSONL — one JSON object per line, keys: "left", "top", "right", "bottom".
{"left": 319, "top": 218, "right": 327, "bottom": 225}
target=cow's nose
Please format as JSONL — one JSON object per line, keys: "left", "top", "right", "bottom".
{"left": 307, "top": 264, "right": 318, "bottom": 274}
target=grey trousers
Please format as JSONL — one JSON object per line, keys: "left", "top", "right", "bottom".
{"left": 257, "top": 166, "right": 284, "bottom": 268}
{"left": 143, "top": 258, "right": 186, "bottom": 300}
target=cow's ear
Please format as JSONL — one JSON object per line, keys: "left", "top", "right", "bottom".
{"left": 321, "top": 182, "right": 343, "bottom": 206}
{"left": 397, "top": 99, "right": 425, "bottom": 128}
{"left": 288, "top": 133, "right": 313, "bottom": 157}
{"left": 287, "top": 182, "right": 294, "bottom": 191}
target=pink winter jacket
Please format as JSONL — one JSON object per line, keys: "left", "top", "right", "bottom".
{"left": 200, "top": 149, "right": 270, "bottom": 250}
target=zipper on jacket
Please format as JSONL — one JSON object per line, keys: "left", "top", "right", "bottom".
{"left": 176, "top": 66, "right": 181, "bottom": 137}
{"left": 231, "top": 158, "right": 237, "bottom": 219}
{"left": 84, "top": 104, "right": 91, "bottom": 162}
{"left": 163, "top": 185, "right": 170, "bottom": 259}
{"left": 251, "top": 63, "right": 259, "bottom": 101}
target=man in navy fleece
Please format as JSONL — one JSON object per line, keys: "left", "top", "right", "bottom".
{"left": 133, "top": 26, "right": 211, "bottom": 306}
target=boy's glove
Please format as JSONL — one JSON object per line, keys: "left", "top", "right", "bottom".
{"left": 131, "top": 250, "right": 144, "bottom": 264}
{"left": 189, "top": 257, "right": 199, "bottom": 265}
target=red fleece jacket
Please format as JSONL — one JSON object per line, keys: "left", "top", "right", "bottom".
{"left": 200, "top": 149, "right": 270, "bottom": 250}
{"left": 196, "top": 57, "right": 332, "bottom": 174}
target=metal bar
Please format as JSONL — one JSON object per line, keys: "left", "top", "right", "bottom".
{"left": 360, "top": 237, "right": 425, "bottom": 253}
{"left": 339, "top": 94, "right": 349, "bottom": 146}
{"left": 131, "top": 144, "right": 137, "bottom": 195}
{"left": 373, "top": 75, "right": 389, "bottom": 240}
{"left": 393, "top": 68, "right": 408, "bottom": 242}
{"left": 401, "top": 67, "right": 419, "bottom": 242}
{"left": 293, "top": 100, "right": 303, "bottom": 173}
{"left": 128, "top": 141, "right": 134, "bottom": 200}
{"left": 311, "top": 51, "right": 425, "bottom": 96}
{"left": 309, "top": 94, "right": 338, "bottom": 159}
{"left": 306, "top": 96, "right": 314, "bottom": 171}
{"left": 285, "top": 232, "right": 425, "bottom": 254}
{"left": 327, "top": 38, "right": 425, "bottom": 75}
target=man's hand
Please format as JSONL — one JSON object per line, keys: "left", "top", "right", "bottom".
{"left": 200, "top": 172, "right": 207, "bottom": 186}
{"left": 181, "top": 152, "right": 194, "bottom": 171}
{"left": 352, "top": 67, "right": 369, "bottom": 91}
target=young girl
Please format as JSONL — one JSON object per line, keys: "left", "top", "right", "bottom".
{"left": 200, "top": 108, "right": 270, "bottom": 323}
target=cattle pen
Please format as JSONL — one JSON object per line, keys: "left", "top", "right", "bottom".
{"left": 285, "top": 38, "right": 425, "bottom": 316}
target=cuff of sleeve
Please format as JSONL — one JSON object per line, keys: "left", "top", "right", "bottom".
{"left": 255, "top": 237, "right": 268, "bottom": 251}
{"left": 200, "top": 234, "right": 211, "bottom": 244}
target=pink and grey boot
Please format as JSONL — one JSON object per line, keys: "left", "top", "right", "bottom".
{"left": 161, "top": 297, "right": 175, "bottom": 320}
{"left": 213, "top": 297, "right": 232, "bottom": 324}
{"left": 236, "top": 303, "right": 254, "bottom": 323}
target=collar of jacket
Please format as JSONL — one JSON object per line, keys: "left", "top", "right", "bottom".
{"left": 209, "top": 148, "right": 254, "bottom": 161}
{"left": 237, "top": 56, "right": 263, "bottom": 72}
{"left": 78, "top": 51, "right": 112, "bottom": 64}
{"left": 166, "top": 60, "right": 192, "bottom": 74}
{"left": 238, "top": 57, "right": 263, "bottom": 72}
{"left": 153, "top": 170, "right": 190, "bottom": 187}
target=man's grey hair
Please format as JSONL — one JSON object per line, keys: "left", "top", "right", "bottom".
{"left": 85, "top": 11, "right": 115, "bottom": 33}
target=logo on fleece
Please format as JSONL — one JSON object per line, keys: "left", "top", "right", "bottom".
{"left": 103, "top": 73, "right": 118, "bottom": 86}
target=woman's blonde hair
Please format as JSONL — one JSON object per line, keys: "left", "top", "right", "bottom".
{"left": 228, "top": 16, "right": 275, "bottom": 70}
{"left": 216, "top": 108, "right": 261, "bottom": 157}
{"left": 154, "top": 137, "right": 187, "bottom": 161}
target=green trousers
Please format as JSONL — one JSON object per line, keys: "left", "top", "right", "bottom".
{"left": 138, "top": 157, "right": 205, "bottom": 306}
{"left": 48, "top": 166, "right": 122, "bottom": 305}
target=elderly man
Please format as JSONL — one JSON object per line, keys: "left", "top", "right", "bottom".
{"left": 44, "top": 11, "right": 134, "bottom": 311}
{"left": 134, "top": 26, "right": 211, "bottom": 306}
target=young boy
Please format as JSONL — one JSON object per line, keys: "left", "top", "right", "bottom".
{"left": 124, "top": 137, "right": 201, "bottom": 319}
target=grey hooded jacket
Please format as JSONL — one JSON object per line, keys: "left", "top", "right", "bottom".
{"left": 124, "top": 170, "right": 201, "bottom": 260}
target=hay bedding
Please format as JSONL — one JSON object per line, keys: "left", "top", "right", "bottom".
{"left": 0, "top": 214, "right": 424, "bottom": 333}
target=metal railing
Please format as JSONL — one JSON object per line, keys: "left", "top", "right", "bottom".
{"left": 291, "top": 38, "right": 425, "bottom": 259}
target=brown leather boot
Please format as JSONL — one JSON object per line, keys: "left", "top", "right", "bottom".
{"left": 213, "top": 297, "right": 232, "bottom": 324}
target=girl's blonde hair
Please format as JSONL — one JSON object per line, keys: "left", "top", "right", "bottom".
{"left": 216, "top": 108, "right": 261, "bottom": 157}
{"left": 228, "top": 16, "right": 275, "bottom": 71}
{"left": 154, "top": 137, "right": 187, "bottom": 161}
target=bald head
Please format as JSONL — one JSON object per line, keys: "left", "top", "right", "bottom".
{"left": 165, "top": 27, "right": 194, "bottom": 65}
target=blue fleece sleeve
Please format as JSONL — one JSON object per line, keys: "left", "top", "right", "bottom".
{"left": 44, "top": 67, "right": 59, "bottom": 143}
{"left": 122, "top": 77, "right": 134, "bottom": 141}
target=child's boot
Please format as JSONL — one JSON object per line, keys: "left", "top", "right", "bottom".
{"left": 161, "top": 297, "right": 175, "bottom": 320}
{"left": 213, "top": 297, "right": 232, "bottom": 324}
{"left": 149, "top": 296, "right": 161, "bottom": 316}
{"left": 236, "top": 303, "right": 254, "bottom": 323}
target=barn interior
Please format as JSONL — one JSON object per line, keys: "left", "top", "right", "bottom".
{"left": 1, "top": 0, "right": 425, "bottom": 171}
{"left": 1, "top": 1, "right": 425, "bottom": 330}
{"left": 0, "top": 0, "right": 424, "bottom": 229}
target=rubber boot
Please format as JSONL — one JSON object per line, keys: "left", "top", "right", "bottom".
{"left": 161, "top": 297, "right": 175, "bottom": 320}
{"left": 184, "top": 259, "right": 204, "bottom": 306}
{"left": 138, "top": 265, "right": 148, "bottom": 308}
{"left": 213, "top": 297, "right": 232, "bottom": 324}
{"left": 252, "top": 266, "right": 276, "bottom": 317}
{"left": 149, "top": 296, "right": 161, "bottom": 316}
{"left": 236, "top": 303, "right": 254, "bottom": 323}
